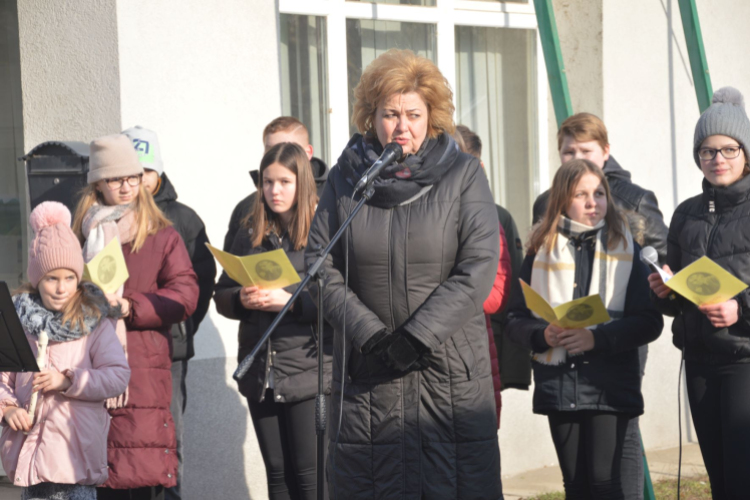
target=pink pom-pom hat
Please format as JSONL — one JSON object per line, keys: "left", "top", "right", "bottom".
{"left": 27, "top": 201, "right": 84, "bottom": 288}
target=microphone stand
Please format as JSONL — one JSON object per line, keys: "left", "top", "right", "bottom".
{"left": 233, "top": 184, "right": 376, "bottom": 500}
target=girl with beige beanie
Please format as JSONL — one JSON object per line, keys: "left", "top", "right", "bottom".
{"left": 72, "top": 134, "right": 199, "bottom": 500}
{"left": 0, "top": 201, "right": 130, "bottom": 500}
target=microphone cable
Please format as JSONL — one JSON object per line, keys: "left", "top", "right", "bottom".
{"left": 330, "top": 194, "right": 355, "bottom": 500}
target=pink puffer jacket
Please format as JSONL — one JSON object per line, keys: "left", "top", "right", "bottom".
{"left": 0, "top": 318, "right": 130, "bottom": 487}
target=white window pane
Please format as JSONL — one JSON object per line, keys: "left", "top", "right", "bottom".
{"left": 279, "top": 14, "right": 331, "bottom": 165}
{"left": 455, "top": 26, "right": 537, "bottom": 240}
{"left": 346, "top": 19, "right": 437, "bottom": 136}
{"left": 347, "top": 0, "right": 436, "bottom": 6}
{"left": 467, "top": 0, "right": 528, "bottom": 4}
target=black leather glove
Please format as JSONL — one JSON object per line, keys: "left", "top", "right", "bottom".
{"left": 360, "top": 329, "right": 392, "bottom": 355}
{"left": 384, "top": 329, "right": 430, "bottom": 371}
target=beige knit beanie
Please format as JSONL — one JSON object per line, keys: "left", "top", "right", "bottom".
{"left": 27, "top": 201, "right": 85, "bottom": 287}
{"left": 87, "top": 134, "right": 144, "bottom": 184}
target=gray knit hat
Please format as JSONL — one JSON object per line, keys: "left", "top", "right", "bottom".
{"left": 87, "top": 134, "right": 144, "bottom": 184}
{"left": 122, "top": 125, "right": 164, "bottom": 175}
{"left": 693, "top": 87, "right": 750, "bottom": 166}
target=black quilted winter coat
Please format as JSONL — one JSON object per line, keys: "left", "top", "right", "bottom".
{"left": 655, "top": 175, "right": 750, "bottom": 364}
{"left": 307, "top": 133, "right": 502, "bottom": 499}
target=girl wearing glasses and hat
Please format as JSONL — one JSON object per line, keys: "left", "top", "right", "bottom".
{"left": 72, "top": 135, "right": 199, "bottom": 500}
{"left": 649, "top": 87, "right": 750, "bottom": 498}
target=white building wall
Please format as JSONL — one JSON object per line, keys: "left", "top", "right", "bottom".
{"left": 115, "top": 1, "right": 280, "bottom": 498}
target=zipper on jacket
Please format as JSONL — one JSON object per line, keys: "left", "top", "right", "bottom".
{"left": 706, "top": 214, "right": 722, "bottom": 254}
{"left": 708, "top": 186, "right": 716, "bottom": 213}
{"left": 387, "top": 209, "right": 395, "bottom": 331}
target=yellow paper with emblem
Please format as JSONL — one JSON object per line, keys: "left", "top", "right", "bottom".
{"left": 665, "top": 256, "right": 747, "bottom": 306}
{"left": 520, "top": 279, "right": 611, "bottom": 329}
{"left": 206, "top": 243, "right": 301, "bottom": 290}
{"left": 82, "top": 237, "right": 129, "bottom": 294}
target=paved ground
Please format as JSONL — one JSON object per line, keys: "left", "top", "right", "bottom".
{"left": 503, "top": 442, "right": 706, "bottom": 499}
{"left": 0, "top": 444, "right": 706, "bottom": 499}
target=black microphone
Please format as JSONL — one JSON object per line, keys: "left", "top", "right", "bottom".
{"left": 640, "top": 246, "right": 661, "bottom": 275}
{"left": 354, "top": 142, "right": 403, "bottom": 194}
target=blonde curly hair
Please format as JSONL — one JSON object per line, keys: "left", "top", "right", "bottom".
{"left": 352, "top": 49, "right": 455, "bottom": 139}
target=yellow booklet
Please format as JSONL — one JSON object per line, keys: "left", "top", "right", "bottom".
{"left": 82, "top": 238, "right": 129, "bottom": 294}
{"left": 665, "top": 256, "right": 748, "bottom": 306}
{"left": 206, "top": 243, "right": 301, "bottom": 289}
{"left": 520, "top": 280, "right": 611, "bottom": 329}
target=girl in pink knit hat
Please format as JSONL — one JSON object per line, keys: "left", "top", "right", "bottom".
{"left": 0, "top": 201, "right": 130, "bottom": 500}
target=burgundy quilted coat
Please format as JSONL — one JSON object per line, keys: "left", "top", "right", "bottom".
{"left": 483, "top": 223, "right": 511, "bottom": 428}
{"left": 103, "top": 227, "right": 198, "bottom": 489}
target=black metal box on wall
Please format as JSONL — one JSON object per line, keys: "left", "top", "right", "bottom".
{"left": 22, "top": 141, "right": 90, "bottom": 214}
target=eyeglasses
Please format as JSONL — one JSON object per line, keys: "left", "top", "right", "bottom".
{"left": 105, "top": 175, "right": 142, "bottom": 190}
{"left": 697, "top": 145, "right": 744, "bottom": 161}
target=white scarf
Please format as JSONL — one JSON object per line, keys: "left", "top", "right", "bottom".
{"left": 530, "top": 217, "right": 633, "bottom": 365}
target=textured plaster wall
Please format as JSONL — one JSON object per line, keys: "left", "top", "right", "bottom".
{"left": 545, "top": 0, "right": 603, "bottom": 179}
{"left": 16, "top": 0, "right": 122, "bottom": 148}
{"left": 116, "top": 1, "right": 281, "bottom": 498}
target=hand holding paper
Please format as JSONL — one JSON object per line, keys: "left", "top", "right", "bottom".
{"left": 520, "top": 280, "right": 611, "bottom": 329}
{"left": 663, "top": 256, "right": 747, "bottom": 306}
{"left": 520, "top": 280, "right": 610, "bottom": 365}
{"left": 82, "top": 238, "right": 129, "bottom": 294}
{"left": 207, "top": 243, "right": 301, "bottom": 290}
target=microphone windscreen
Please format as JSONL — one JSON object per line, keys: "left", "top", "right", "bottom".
{"left": 640, "top": 246, "right": 658, "bottom": 265}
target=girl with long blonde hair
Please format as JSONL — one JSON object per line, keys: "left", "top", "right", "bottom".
{"left": 73, "top": 134, "right": 198, "bottom": 500}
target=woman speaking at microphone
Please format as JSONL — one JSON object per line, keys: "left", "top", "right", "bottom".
{"left": 307, "top": 49, "right": 502, "bottom": 499}
{"left": 649, "top": 87, "right": 750, "bottom": 498}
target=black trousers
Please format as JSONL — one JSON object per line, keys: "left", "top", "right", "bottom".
{"left": 686, "top": 361, "right": 750, "bottom": 500}
{"left": 548, "top": 411, "right": 629, "bottom": 500}
{"left": 248, "top": 390, "right": 327, "bottom": 500}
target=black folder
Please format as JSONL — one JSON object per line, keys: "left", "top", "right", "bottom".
{"left": 0, "top": 282, "right": 40, "bottom": 372}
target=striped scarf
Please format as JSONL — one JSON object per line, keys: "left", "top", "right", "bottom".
{"left": 530, "top": 217, "right": 633, "bottom": 365}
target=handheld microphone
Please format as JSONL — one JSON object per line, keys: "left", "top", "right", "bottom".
{"left": 640, "top": 245, "right": 672, "bottom": 283}
{"left": 640, "top": 246, "right": 661, "bottom": 274}
{"left": 353, "top": 142, "right": 403, "bottom": 195}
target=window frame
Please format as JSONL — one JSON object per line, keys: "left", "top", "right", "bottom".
{"left": 278, "top": 0, "right": 549, "bottom": 203}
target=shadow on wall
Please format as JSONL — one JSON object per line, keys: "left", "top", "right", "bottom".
{"left": 182, "top": 315, "right": 253, "bottom": 500}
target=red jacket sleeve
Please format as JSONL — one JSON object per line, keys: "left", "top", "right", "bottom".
{"left": 125, "top": 229, "right": 199, "bottom": 331}
{"left": 483, "top": 223, "right": 512, "bottom": 315}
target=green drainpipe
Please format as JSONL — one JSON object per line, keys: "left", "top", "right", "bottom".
{"left": 678, "top": 0, "right": 713, "bottom": 112}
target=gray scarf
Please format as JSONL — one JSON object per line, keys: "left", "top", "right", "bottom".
{"left": 12, "top": 282, "right": 119, "bottom": 342}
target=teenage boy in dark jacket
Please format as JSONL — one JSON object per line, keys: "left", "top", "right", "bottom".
{"left": 123, "top": 125, "right": 217, "bottom": 500}
{"left": 223, "top": 116, "right": 328, "bottom": 251}
{"left": 456, "top": 125, "right": 531, "bottom": 391}
{"left": 532, "top": 113, "right": 668, "bottom": 500}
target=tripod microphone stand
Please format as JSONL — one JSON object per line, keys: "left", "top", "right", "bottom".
{"left": 233, "top": 185, "right": 375, "bottom": 500}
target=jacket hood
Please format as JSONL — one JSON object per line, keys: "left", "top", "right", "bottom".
{"left": 249, "top": 156, "right": 329, "bottom": 189}
{"left": 153, "top": 172, "right": 178, "bottom": 204}
{"left": 602, "top": 155, "right": 631, "bottom": 182}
